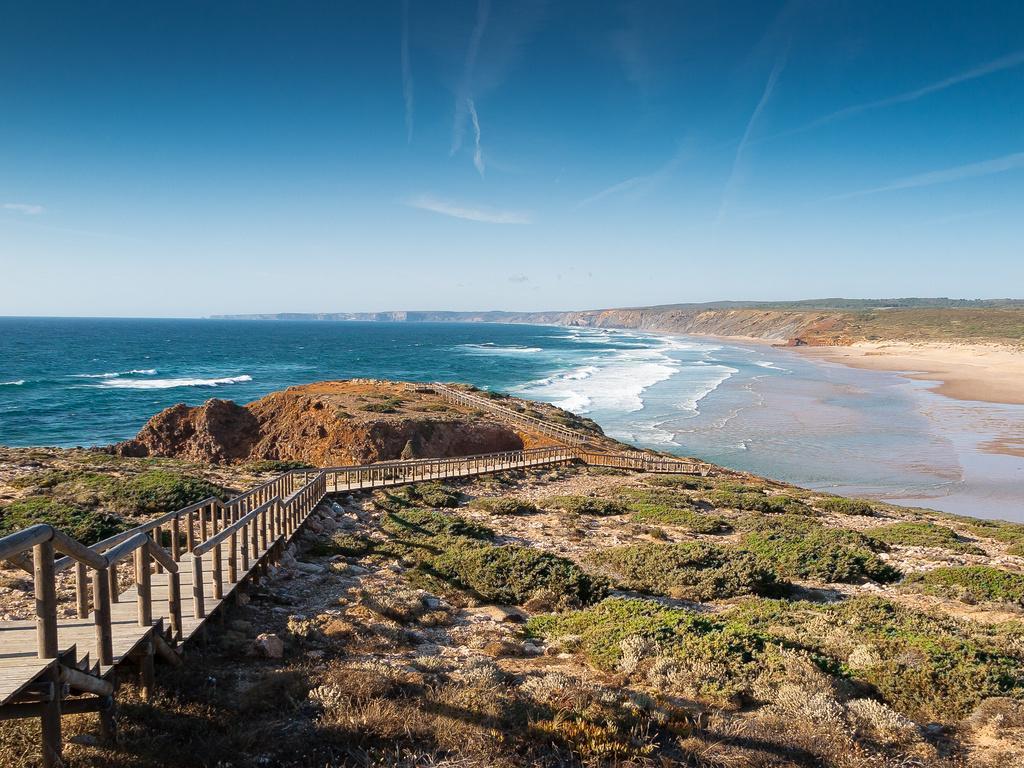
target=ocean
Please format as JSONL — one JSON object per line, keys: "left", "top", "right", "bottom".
{"left": 1, "top": 317, "right": 1021, "bottom": 521}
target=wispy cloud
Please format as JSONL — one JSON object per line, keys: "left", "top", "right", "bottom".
{"left": 828, "top": 151, "right": 1024, "bottom": 201}
{"left": 575, "top": 146, "right": 686, "bottom": 209}
{"left": 3, "top": 202, "right": 44, "bottom": 215}
{"left": 468, "top": 98, "right": 485, "bottom": 177}
{"left": 451, "top": 0, "right": 490, "bottom": 158}
{"left": 508, "top": 274, "right": 529, "bottom": 283}
{"left": 400, "top": 0, "right": 414, "bottom": 144}
{"left": 406, "top": 194, "right": 530, "bottom": 224}
{"left": 765, "top": 49, "right": 1024, "bottom": 142}
{"left": 715, "top": 52, "right": 787, "bottom": 230}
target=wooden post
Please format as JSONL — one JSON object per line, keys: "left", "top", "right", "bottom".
{"left": 108, "top": 562, "right": 119, "bottom": 603}
{"left": 33, "top": 540, "right": 58, "bottom": 660}
{"left": 92, "top": 568, "right": 113, "bottom": 665}
{"left": 229, "top": 531, "right": 238, "bottom": 584}
{"left": 168, "top": 570, "right": 182, "bottom": 641}
{"left": 192, "top": 555, "right": 206, "bottom": 619}
{"left": 75, "top": 560, "right": 89, "bottom": 618}
{"left": 135, "top": 547, "right": 152, "bottom": 627}
{"left": 211, "top": 543, "right": 223, "bottom": 600}
{"left": 171, "top": 515, "right": 181, "bottom": 561}
{"left": 138, "top": 639, "right": 155, "bottom": 701}
{"left": 240, "top": 524, "right": 249, "bottom": 572}
{"left": 186, "top": 510, "right": 195, "bottom": 552}
{"left": 201, "top": 504, "right": 210, "bottom": 542}
{"left": 40, "top": 665, "right": 62, "bottom": 768}
{"left": 153, "top": 525, "right": 163, "bottom": 574}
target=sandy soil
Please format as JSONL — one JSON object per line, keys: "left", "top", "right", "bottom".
{"left": 795, "top": 342, "right": 1024, "bottom": 406}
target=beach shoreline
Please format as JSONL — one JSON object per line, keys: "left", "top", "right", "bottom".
{"left": 790, "top": 341, "right": 1024, "bottom": 406}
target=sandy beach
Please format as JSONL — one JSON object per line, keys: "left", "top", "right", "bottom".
{"left": 795, "top": 341, "right": 1024, "bottom": 406}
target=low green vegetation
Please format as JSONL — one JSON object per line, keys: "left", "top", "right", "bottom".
{"left": 738, "top": 515, "right": 901, "bottom": 583}
{"left": 590, "top": 542, "right": 776, "bottom": 601}
{"left": 629, "top": 504, "right": 730, "bottom": 533}
{"left": 373, "top": 504, "right": 605, "bottom": 607}
{"left": 814, "top": 496, "right": 878, "bottom": 516}
{"left": 107, "top": 470, "right": 225, "bottom": 515}
{"left": 2, "top": 468, "right": 224, "bottom": 541}
{"left": 616, "top": 488, "right": 730, "bottom": 532}
{"left": 543, "top": 495, "right": 627, "bottom": 516}
{"left": 868, "top": 521, "right": 984, "bottom": 554}
{"left": 468, "top": 496, "right": 539, "bottom": 516}
{"left": 360, "top": 395, "right": 406, "bottom": 413}
{"left": 642, "top": 474, "right": 714, "bottom": 490}
{"left": 903, "top": 566, "right": 1024, "bottom": 605}
{"left": 529, "top": 594, "right": 1024, "bottom": 721}
{"left": 394, "top": 481, "right": 461, "bottom": 508}
{"left": 708, "top": 489, "right": 813, "bottom": 516}
{"left": 0, "top": 496, "right": 128, "bottom": 543}
{"left": 956, "top": 517, "right": 1024, "bottom": 554}
{"left": 245, "top": 459, "right": 315, "bottom": 473}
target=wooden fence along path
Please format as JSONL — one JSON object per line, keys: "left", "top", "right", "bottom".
{"left": 0, "top": 383, "right": 711, "bottom": 765}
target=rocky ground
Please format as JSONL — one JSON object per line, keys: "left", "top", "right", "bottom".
{"left": 5, "top": 463, "right": 1024, "bottom": 767}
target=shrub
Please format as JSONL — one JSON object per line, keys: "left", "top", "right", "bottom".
{"left": 400, "top": 482, "right": 461, "bottom": 508}
{"left": 728, "top": 595, "right": 1024, "bottom": 721}
{"left": 527, "top": 597, "right": 773, "bottom": 703}
{"left": 959, "top": 517, "right": 1024, "bottom": 549}
{"left": 0, "top": 496, "right": 128, "bottom": 543}
{"left": 815, "top": 496, "right": 877, "bottom": 516}
{"left": 708, "top": 490, "right": 813, "bottom": 516}
{"left": 246, "top": 459, "right": 314, "bottom": 473}
{"left": 469, "top": 497, "right": 539, "bottom": 516}
{"left": 591, "top": 542, "right": 776, "bottom": 601}
{"left": 432, "top": 543, "right": 607, "bottom": 607}
{"left": 869, "top": 522, "right": 984, "bottom": 554}
{"left": 110, "top": 470, "right": 225, "bottom": 515}
{"left": 545, "top": 495, "right": 626, "bottom": 516}
{"left": 628, "top": 504, "right": 730, "bottom": 533}
{"left": 902, "top": 566, "right": 1024, "bottom": 605}
{"left": 738, "top": 515, "right": 900, "bottom": 583}
{"left": 643, "top": 474, "right": 713, "bottom": 490}
{"left": 381, "top": 507, "right": 494, "bottom": 541}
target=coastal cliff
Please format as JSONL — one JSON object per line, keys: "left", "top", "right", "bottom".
{"left": 212, "top": 299, "right": 1024, "bottom": 347}
{"left": 111, "top": 380, "right": 610, "bottom": 466}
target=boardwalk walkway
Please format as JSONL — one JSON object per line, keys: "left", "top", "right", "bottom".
{"left": 0, "top": 383, "right": 712, "bottom": 765}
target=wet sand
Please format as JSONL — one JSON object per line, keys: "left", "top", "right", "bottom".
{"left": 795, "top": 341, "right": 1024, "bottom": 407}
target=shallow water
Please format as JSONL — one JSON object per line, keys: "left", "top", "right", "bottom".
{"left": 1, "top": 318, "right": 1020, "bottom": 521}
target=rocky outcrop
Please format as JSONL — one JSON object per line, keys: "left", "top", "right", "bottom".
{"left": 114, "top": 381, "right": 525, "bottom": 466}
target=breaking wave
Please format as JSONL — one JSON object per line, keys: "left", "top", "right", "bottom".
{"left": 97, "top": 375, "right": 252, "bottom": 390}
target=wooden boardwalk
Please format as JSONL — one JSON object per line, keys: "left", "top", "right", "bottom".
{"left": 0, "top": 383, "right": 713, "bottom": 765}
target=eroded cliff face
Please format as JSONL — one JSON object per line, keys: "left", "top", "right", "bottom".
{"left": 556, "top": 308, "right": 856, "bottom": 344}
{"left": 113, "top": 381, "right": 525, "bottom": 466}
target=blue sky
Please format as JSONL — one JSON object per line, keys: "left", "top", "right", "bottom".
{"left": 1, "top": 1, "right": 1022, "bottom": 317}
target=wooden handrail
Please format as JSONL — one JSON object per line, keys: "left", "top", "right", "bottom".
{"left": 192, "top": 497, "right": 279, "bottom": 557}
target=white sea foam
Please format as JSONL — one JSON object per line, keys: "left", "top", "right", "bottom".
{"left": 73, "top": 369, "right": 157, "bottom": 378}
{"left": 0, "top": 380, "right": 25, "bottom": 386}
{"left": 457, "top": 343, "right": 544, "bottom": 355}
{"left": 97, "top": 375, "right": 252, "bottom": 390}
{"left": 673, "top": 364, "right": 738, "bottom": 413}
{"left": 518, "top": 348, "right": 680, "bottom": 414}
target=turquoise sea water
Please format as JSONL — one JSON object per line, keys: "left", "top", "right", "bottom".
{"left": 1, "top": 317, "right": 1021, "bottom": 520}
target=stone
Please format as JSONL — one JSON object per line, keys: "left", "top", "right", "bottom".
{"left": 69, "top": 734, "right": 99, "bottom": 746}
{"left": 235, "top": 592, "right": 251, "bottom": 606}
{"left": 229, "top": 619, "right": 253, "bottom": 633}
{"left": 254, "top": 633, "right": 285, "bottom": 659}
{"left": 477, "top": 605, "right": 528, "bottom": 623}
{"left": 294, "top": 561, "right": 324, "bottom": 574}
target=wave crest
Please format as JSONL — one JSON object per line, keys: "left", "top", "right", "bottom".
{"left": 97, "top": 375, "right": 252, "bottom": 390}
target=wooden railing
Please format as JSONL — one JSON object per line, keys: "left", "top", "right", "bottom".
{"left": 428, "top": 383, "right": 588, "bottom": 446}
{"left": 0, "top": 402, "right": 716, "bottom": 767}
